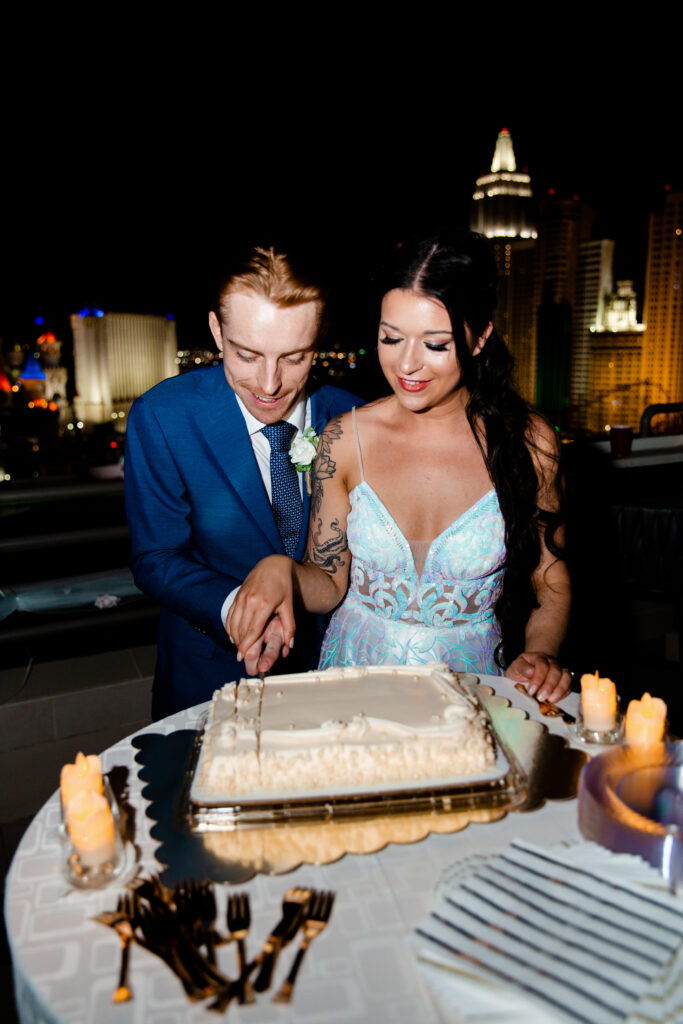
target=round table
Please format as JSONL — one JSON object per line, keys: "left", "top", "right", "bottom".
{"left": 5, "top": 676, "right": 581, "bottom": 1024}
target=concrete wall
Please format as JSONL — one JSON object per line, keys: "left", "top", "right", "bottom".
{"left": 0, "top": 646, "right": 154, "bottom": 822}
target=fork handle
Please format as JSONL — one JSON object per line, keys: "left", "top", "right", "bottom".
{"left": 236, "top": 937, "right": 255, "bottom": 1004}
{"left": 272, "top": 940, "right": 309, "bottom": 1004}
{"left": 252, "top": 941, "right": 281, "bottom": 992}
{"left": 207, "top": 980, "right": 240, "bottom": 1013}
{"left": 112, "top": 937, "right": 132, "bottom": 1003}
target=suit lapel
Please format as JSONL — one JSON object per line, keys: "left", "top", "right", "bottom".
{"left": 198, "top": 369, "right": 283, "bottom": 554}
{"left": 192, "top": 380, "right": 347, "bottom": 562}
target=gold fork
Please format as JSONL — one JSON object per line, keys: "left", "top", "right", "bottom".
{"left": 228, "top": 891, "right": 254, "bottom": 1005}
{"left": 112, "top": 892, "right": 135, "bottom": 1003}
{"left": 209, "top": 886, "right": 308, "bottom": 1012}
{"left": 272, "top": 890, "right": 335, "bottom": 1004}
{"left": 252, "top": 886, "right": 310, "bottom": 993}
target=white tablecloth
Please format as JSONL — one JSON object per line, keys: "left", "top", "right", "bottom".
{"left": 4, "top": 676, "right": 581, "bottom": 1024}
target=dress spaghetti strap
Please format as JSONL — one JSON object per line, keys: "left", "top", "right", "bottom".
{"left": 351, "top": 406, "right": 365, "bottom": 483}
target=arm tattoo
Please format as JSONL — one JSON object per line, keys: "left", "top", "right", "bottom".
{"left": 310, "top": 416, "right": 343, "bottom": 520}
{"left": 304, "top": 517, "right": 347, "bottom": 576}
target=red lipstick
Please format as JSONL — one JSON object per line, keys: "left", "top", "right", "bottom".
{"left": 398, "top": 377, "right": 430, "bottom": 392}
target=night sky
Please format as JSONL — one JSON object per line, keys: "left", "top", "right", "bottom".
{"left": 3, "top": 58, "right": 678, "bottom": 350}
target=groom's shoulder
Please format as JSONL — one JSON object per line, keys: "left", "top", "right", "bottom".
{"left": 134, "top": 365, "right": 225, "bottom": 412}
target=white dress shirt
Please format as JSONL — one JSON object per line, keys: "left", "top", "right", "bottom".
{"left": 221, "top": 395, "right": 310, "bottom": 626}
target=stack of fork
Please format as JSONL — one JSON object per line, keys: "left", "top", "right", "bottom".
{"left": 95, "top": 875, "right": 335, "bottom": 1010}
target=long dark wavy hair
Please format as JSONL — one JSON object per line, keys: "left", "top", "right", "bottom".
{"left": 377, "top": 231, "right": 564, "bottom": 666}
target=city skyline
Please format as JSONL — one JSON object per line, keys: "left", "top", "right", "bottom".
{"left": 3, "top": 104, "right": 678, "bottom": 346}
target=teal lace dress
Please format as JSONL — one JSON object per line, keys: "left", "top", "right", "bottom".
{"left": 318, "top": 409, "right": 506, "bottom": 674}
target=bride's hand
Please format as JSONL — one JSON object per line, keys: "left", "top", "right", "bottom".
{"left": 226, "top": 555, "right": 297, "bottom": 669}
{"left": 237, "top": 614, "right": 291, "bottom": 676}
{"left": 505, "top": 652, "right": 572, "bottom": 703}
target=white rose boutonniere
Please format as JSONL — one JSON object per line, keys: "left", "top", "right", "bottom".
{"left": 289, "top": 427, "right": 319, "bottom": 472}
{"left": 289, "top": 427, "right": 320, "bottom": 495}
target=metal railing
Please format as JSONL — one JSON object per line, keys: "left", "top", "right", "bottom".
{"left": 640, "top": 402, "right": 683, "bottom": 437}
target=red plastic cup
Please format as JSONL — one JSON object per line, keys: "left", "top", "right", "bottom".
{"left": 609, "top": 425, "right": 633, "bottom": 458}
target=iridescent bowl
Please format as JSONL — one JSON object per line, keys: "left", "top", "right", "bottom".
{"left": 578, "top": 742, "right": 683, "bottom": 886}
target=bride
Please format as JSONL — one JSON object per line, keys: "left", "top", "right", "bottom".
{"left": 227, "top": 232, "right": 572, "bottom": 704}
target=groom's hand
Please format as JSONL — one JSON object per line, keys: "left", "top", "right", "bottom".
{"left": 241, "top": 615, "right": 290, "bottom": 677}
{"left": 226, "top": 555, "right": 297, "bottom": 667}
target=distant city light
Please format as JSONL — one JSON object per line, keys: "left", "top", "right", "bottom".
{"left": 35, "top": 316, "right": 44, "bottom": 325}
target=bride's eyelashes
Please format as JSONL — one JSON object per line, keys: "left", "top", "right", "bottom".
{"left": 379, "top": 334, "right": 450, "bottom": 353}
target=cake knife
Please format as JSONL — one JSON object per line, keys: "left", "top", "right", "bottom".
{"left": 514, "top": 683, "right": 576, "bottom": 724}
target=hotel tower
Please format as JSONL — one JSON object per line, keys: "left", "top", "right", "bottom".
{"left": 641, "top": 190, "right": 683, "bottom": 412}
{"left": 471, "top": 128, "right": 537, "bottom": 400}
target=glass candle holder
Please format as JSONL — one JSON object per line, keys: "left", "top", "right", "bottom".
{"left": 61, "top": 776, "right": 124, "bottom": 888}
{"left": 574, "top": 697, "right": 624, "bottom": 746}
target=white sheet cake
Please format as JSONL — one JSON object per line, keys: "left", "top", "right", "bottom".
{"left": 191, "top": 664, "right": 495, "bottom": 803}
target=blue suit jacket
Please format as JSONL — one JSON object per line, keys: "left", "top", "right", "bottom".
{"left": 124, "top": 365, "right": 359, "bottom": 717}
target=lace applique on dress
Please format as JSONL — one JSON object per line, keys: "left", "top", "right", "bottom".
{"left": 318, "top": 409, "right": 506, "bottom": 674}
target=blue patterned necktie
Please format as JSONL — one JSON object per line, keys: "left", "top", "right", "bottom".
{"left": 261, "top": 421, "right": 303, "bottom": 557}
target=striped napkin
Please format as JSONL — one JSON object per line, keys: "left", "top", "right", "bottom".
{"left": 414, "top": 840, "right": 683, "bottom": 1024}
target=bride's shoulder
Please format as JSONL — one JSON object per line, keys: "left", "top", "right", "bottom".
{"left": 354, "top": 395, "right": 395, "bottom": 425}
{"left": 525, "top": 412, "right": 560, "bottom": 460}
{"left": 317, "top": 409, "right": 355, "bottom": 458}
{"left": 524, "top": 412, "right": 561, "bottom": 500}
{"left": 319, "top": 398, "right": 395, "bottom": 456}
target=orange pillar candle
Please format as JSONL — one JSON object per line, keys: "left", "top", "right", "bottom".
{"left": 625, "top": 692, "right": 667, "bottom": 745}
{"left": 580, "top": 672, "right": 617, "bottom": 731}
{"left": 64, "top": 789, "right": 116, "bottom": 867}
{"left": 60, "top": 752, "right": 103, "bottom": 806}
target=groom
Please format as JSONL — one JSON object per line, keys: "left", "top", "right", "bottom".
{"left": 124, "top": 245, "right": 358, "bottom": 718}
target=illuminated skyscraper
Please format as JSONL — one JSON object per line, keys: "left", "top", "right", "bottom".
{"left": 471, "top": 128, "right": 536, "bottom": 240}
{"left": 641, "top": 191, "right": 683, "bottom": 411}
{"left": 569, "top": 239, "right": 614, "bottom": 428}
{"left": 534, "top": 196, "right": 594, "bottom": 423}
{"left": 71, "top": 311, "right": 178, "bottom": 426}
{"left": 581, "top": 282, "right": 646, "bottom": 433}
{"left": 471, "top": 129, "right": 537, "bottom": 400}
